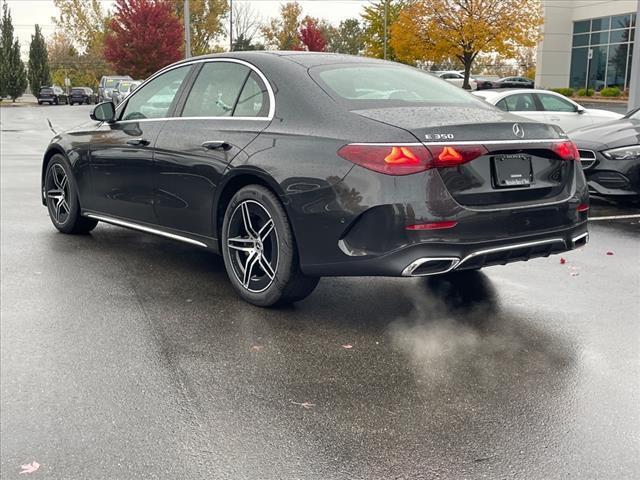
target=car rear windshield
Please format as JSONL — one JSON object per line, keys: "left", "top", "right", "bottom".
{"left": 104, "top": 79, "right": 120, "bottom": 88}
{"left": 71, "top": 88, "right": 85, "bottom": 94}
{"left": 40, "top": 88, "right": 53, "bottom": 94}
{"left": 312, "top": 64, "right": 485, "bottom": 108}
{"left": 118, "top": 82, "right": 133, "bottom": 91}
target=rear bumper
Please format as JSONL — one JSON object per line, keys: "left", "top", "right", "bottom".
{"left": 288, "top": 160, "right": 589, "bottom": 277}
{"left": 302, "top": 222, "right": 588, "bottom": 276}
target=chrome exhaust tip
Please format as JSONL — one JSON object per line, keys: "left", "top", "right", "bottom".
{"left": 402, "top": 257, "right": 460, "bottom": 277}
{"left": 571, "top": 232, "right": 589, "bottom": 249}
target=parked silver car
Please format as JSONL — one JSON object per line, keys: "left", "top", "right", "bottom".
{"left": 112, "top": 80, "right": 141, "bottom": 105}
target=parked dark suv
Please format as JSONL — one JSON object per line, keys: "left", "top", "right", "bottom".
{"left": 69, "top": 87, "right": 97, "bottom": 105}
{"left": 37, "top": 86, "right": 68, "bottom": 105}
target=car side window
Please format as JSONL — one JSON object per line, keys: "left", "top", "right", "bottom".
{"left": 537, "top": 93, "right": 576, "bottom": 113}
{"left": 233, "top": 71, "right": 270, "bottom": 117}
{"left": 182, "top": 62, "right": 250, "bottom": 118}
{"left": 495, "top": 99, "right": 508, "bottom": 111}
{"left": 503, "top": 93, "right": 537, "bottom": 112}
{"left": 120, "top": 65, "right": 190, "bottom": 121}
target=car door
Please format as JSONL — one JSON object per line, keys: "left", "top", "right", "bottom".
{"left": 85, "top": 64, "right": 193, "bottom": 224}
{"left": 536, "top": 92, "right": 590, "bottom": 132}
{"left": 441, "top": 73, "right": 464, "bottom": 88}
{"left": 495, "top": 92, "right": 547, "bottom": 123}
{"left": 153, "top": 60, "right": 272, "bottom": 238}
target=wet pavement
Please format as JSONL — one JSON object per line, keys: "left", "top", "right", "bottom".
{"left": 1, "top": 104, "right": 639, "bottom": 479}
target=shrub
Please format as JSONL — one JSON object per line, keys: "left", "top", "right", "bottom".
{"left": 599, "top": 87, "right": 621, "bottom": 97}
{"left": 551, "top": 88, "right": 574, "bottom": 97}
{"left": 576, "top": 88, "right": 595, "bottom": 97}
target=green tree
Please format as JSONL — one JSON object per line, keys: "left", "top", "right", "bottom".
{"left": 1, "top": 1, "right": 27, "bottom": 101}
{"left": 390, "top": 0, "right": 542, "bottom": 89}
{"left": 174, "top": 0, "right": 228, "bottom": 56}
{"left": 0, "top": 0, "right": 14, "bottom": 98}
{"left": 28, "top": 25, "right": 51, "bottom": 95}
{"left": 262, "top": 2, "right": 303, "bottom": 50}
{"left": 5, "top": 38, "right": 27, "bottom": 101}
{"left": 328, "top": 18, "right": 364, "bottom": 55}
{"left": 361, "top": 0, "right": 407, "bottom": 61}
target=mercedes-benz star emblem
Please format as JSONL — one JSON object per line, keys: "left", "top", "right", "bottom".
{"left": 512, "top": 123, "right": 524, "bottom": 138}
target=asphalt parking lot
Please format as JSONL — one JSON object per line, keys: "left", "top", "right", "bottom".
{"left": 1, "top": 104, "right": 639, "bottom": 479}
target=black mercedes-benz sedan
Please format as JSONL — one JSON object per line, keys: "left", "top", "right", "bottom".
{"left": 41, "top": 52, "right": 589, "bottom": 306}
{"left": 570, "top": 108, "right": 639, "bottom": 200}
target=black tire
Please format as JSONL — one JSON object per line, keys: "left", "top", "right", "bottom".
{"left": 221, "top": 185, "right": 319, "bottom": 307}
{"left": 69, "top": 102, "right": 73, "bottom": 106}
{"left": 44, "top": 154, "right": 98, "bottom": 234}
{"left": 53, "top": 97, "right": 58, "bottom": 105}
{"left": 37, "top": 101, "right": 42, "bottom": 105}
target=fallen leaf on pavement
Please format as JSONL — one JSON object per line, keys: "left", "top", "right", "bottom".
{"left": 559, "top": 257, "right": 566, "bottom": 264}
{"left": 606, "top": 251, "right": 614, "bottom": 256}
{"left": 342, "top": 344, "right": 353, "bottom": 349}
{"left": 19, "top": 461, "right": 40, "bottom": 474}
{"left": 570, "top": 272, "right": 580, "bottom": 277}
{"left": 250, "top": 345, "right": 263, "bottom": 352}
{"left": 291, "top": 401, "right": 315, "bottom": 409}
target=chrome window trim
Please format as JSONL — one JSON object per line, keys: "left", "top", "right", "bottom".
{"left": 349, "top": 139, "right": 566, "bottom": 147}
{"left": 85, "top": 214, "right": 208, "bottom": 248}
{"left": 115, "top": 57, "right": 275, "bottom": 122}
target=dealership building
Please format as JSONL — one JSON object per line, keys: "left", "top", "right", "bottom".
{"left": 536, "top": 0, "right": 639, "bottom": 97}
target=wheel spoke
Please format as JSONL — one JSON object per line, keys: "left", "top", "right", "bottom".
{"left": 59, "top": 198, "right": 70, "bottom": 215}
{"left": 227, "top": 236, "right": 254, "bottom": 252}
{"left": 242, "top": 251, "right": 259, "bottom": 288}
{"left": 258, "top": 219, "right": 274, "bottom": 242}
{"left": 241, "top": 202, "right": 258, "bottom": 237}
{"left": 258, "top": 254, "right": 276, "bottom": 280}
{"left": 59, "top": 174, "right": 68, "bottom": 190}
{"left": 47, "top": 188, "right": 64, "bottom": 200}
{"left": 53, "top": 199, "right": 62, "bottom": 222}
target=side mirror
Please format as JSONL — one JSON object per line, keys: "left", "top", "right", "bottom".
{"left": 90, "top": 101, "right": 116, "bottom": 122}
{"left": 576, "top": 106, "right": 586, "bottom": 114}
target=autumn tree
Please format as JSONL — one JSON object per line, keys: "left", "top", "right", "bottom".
{"left": 328, "top": 18, "right": 364, "bottom": 55}
{"left": 51, "top": 0, "right": 111, "bottom": 86}
{"left": 52, "top": 0, "right": 109, "bottom": 54}
{"left": 173, "top": 0, "right": 228, "bottom": 56}
{"left": 361, "top": 0, "right": 407, "bottom": 61}
{"left": 262, "top": 2, "right": 303, "bottom": 50}
{"left": 104, "top": 0, "right": 183, "bottom": 79}
{"left": 299, "top": 17, "right": 327, "bottom": 52}
{"left": 390, "top": 0, "right": 543, "bottom": 89}
{"left": 28, "top": 25, "right": 51, "bottom": 95}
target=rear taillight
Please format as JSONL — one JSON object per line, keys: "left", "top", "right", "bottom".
{"left": 427, "top": 145, "right": 489, "bottom": 167}
{"left": 577, "top": 203, "right": 589, "bottom": 212}
{"left": 551, "top": 140, "right": 580, "bottom": 161}
{"left": 337, "top": 144, "right": 433, "bottom": 175}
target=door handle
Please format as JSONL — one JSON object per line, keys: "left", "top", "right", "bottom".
{"left": 126, "top": 138, "right": 150, "bottom": 146}
{"left": 202, "top": 140, "right": 231, "bottom": 151}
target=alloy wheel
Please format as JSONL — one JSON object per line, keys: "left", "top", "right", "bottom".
{"left": 46, "top": 163, "right": 71, "bottom": 224}
{"left": 226, "top": 200, "right": 279, "bottom": 293}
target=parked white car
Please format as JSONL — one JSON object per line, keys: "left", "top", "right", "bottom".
{"left": 472, "top": 89, "right": 622, "bottom": 132}
{"left": 434, "top": 71, "right": 479, "bottom": 90}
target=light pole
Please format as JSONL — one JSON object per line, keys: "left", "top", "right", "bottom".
{"left": 383, "top": 0, "right": 388, "bottom": 60}
{"left": 184, "top": 0, "right": 191, "bottom": 58}
{"left": 229, "top": 0, "right": 233, "bottom": 51}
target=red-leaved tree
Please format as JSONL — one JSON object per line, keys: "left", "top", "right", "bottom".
{"left": 104, "top": 0, "right": 183, "bottom": 79}
{"left": 299, "top": 17, "right": 327, "bottom": 52}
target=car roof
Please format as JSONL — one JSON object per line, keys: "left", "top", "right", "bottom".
{"left": 168, "top": 51, "right": 390, "bottom": 70}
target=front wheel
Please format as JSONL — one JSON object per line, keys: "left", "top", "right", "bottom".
{"left": 221, "top": 185, "right": 319, "bottom": 307}
{"left": 44, "top": 154, "right": 98, "bottom": 234}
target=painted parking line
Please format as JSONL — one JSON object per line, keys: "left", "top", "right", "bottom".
{"left": 589, "top": 214, "right": 640, "bottom": 221}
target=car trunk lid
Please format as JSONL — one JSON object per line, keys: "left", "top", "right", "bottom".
{"left": 352, "top": 105, "right": 574, "bottom": 208}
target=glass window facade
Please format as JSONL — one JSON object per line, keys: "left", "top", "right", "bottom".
{"left": 569, "top": 13, "right": 635, "bottom": 90}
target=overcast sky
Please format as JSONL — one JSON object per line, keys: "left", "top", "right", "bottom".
{"left": 8, "top": 0, "right": 370, "bottom": 57}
